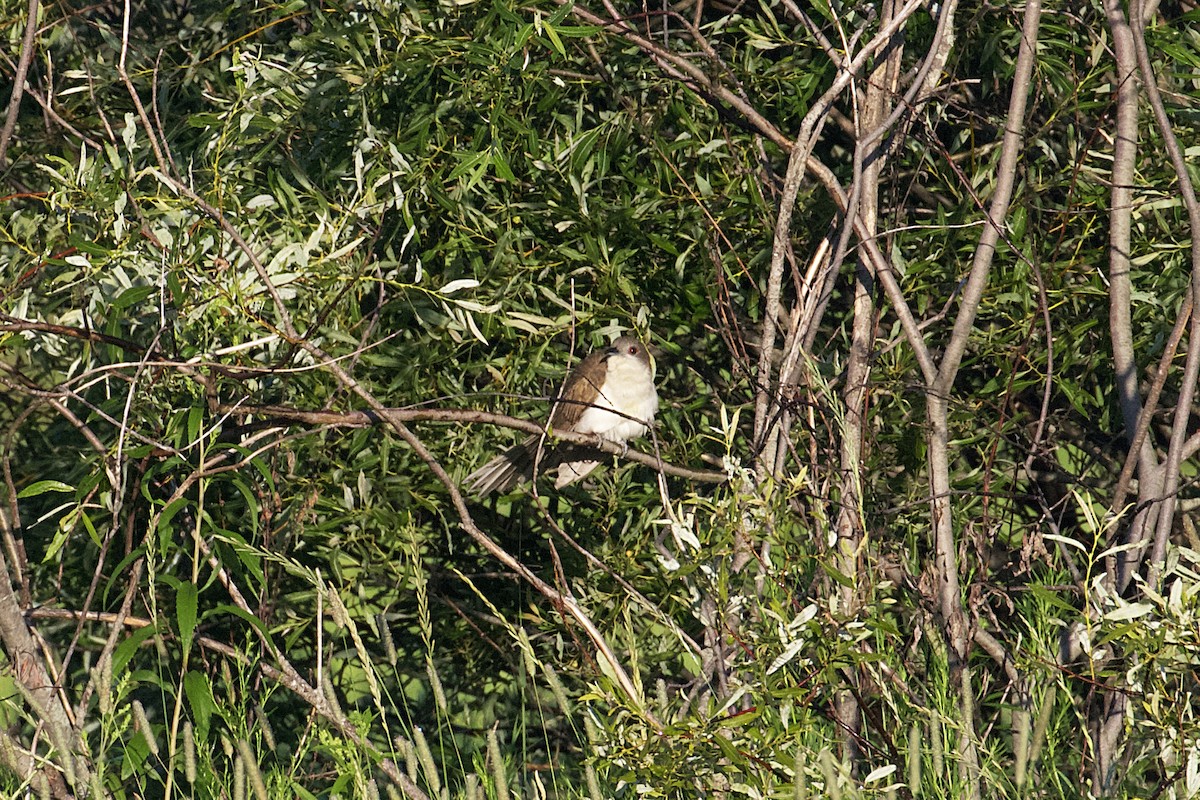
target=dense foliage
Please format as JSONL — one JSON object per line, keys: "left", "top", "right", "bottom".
{"left": 3, "top": 0, "right": 1200, "bottom": 797}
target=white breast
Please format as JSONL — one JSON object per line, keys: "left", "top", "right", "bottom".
{"left": 573, "top": 354, "right": 659, "bottom": 443}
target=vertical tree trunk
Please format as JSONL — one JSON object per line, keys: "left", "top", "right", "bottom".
{"left": 1096, "top": 0, "right": 1141, "bottom": 789}
{"left": 921, "top": 1, "right": 1043, "bottom": 794}
{"left": 832, "top": 0, "right": 904, "bottom": 761}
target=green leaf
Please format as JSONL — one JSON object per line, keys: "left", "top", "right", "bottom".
{"left": 184, "top": 671, "right": 217, "bottom": 742}
{"left": 187, "top": 406, "right": 204, "bottom": 445}
{"left": 81, "top": 510, "right": 101, "bottom": 547}
{"left": 119, "top": 727, "right": 150, "bottom": 781}
{"left": 491, "top": 146, "right": 517, "bottom": 182}
{"left": 17, "top": 480, "right": 74, "bottom": 498}
{"left": 166, "top": 269, "right": 184, "bottom": 300}
{"left": 818, "top": 560, "right": 855, "bottom": 589}
{"left": 113, "top": 624, "right": 159, "bottom": 677}
{"left": 42, "top": 514, "right": 75, "bottom": 563}
{"left": 542, "top": 23, "right": 566, "bottom": 58}
{"left": 717, "top": 706, "right": 761, "bottom": 728}
{"left": 1103, "top": 602, "right": 1154, "bottom": 622}
{"left": 0, "top": 675, "right": 19, "bottom": 728}
{"left": 448, "top": 149, "right": 489, "bottom": 181}
{"left": 158, "top": 497, "right": 192, "bottom": 547}
{"left": 177, "top": 582, "right": 198, "bottom": 652}
{"left": 208, "top": 603, "right": 273, "bottom": 644}
{"left": 227, "top": 475, "right": 261, "bottom": 537}
{"left": 111, "top": 285, "right": 156, "bottom": 309}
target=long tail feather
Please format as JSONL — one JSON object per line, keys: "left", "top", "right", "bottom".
{"left": 464, "top": 437, "right": 605, "bottom": 495}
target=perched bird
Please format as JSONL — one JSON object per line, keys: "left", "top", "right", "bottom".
{"left": 465, "top": 336, "right": 659, "bottom": 495}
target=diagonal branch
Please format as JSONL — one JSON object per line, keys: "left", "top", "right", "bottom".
{"left": 753, "top": 0, "right": 929, "bottom": 474}
{"left": 215, "top": 403, "right": 727, "bottom": 484}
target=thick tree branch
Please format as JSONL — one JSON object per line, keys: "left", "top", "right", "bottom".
{"left": 0, "top": 0, "right": 40, "bottom": 174}
{"left": 0, "top": 528, "right": 82, "bottom": 797}
{"left": 921, "top": 2, "right": 1042, "bottom": 794}
{"left": 1105, "top": 0, "right": 1160, "bottom": 596}
{"left": 1129, "top": 0, "right": 1200, "bottom": 587}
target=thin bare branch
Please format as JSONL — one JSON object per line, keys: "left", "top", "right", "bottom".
{"left": 0, "top": 0, "right": 40, "bottom": 173}
{"left": 216, "top": 403, "right": 726, "bottom": 484}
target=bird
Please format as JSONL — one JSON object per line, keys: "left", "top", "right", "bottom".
{"left": 464, "top": 335, "right": 659, "bottom": 495}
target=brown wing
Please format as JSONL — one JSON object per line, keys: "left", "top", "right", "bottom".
{"left": 549, "top": 347, "right": 610, "bottom": 431}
